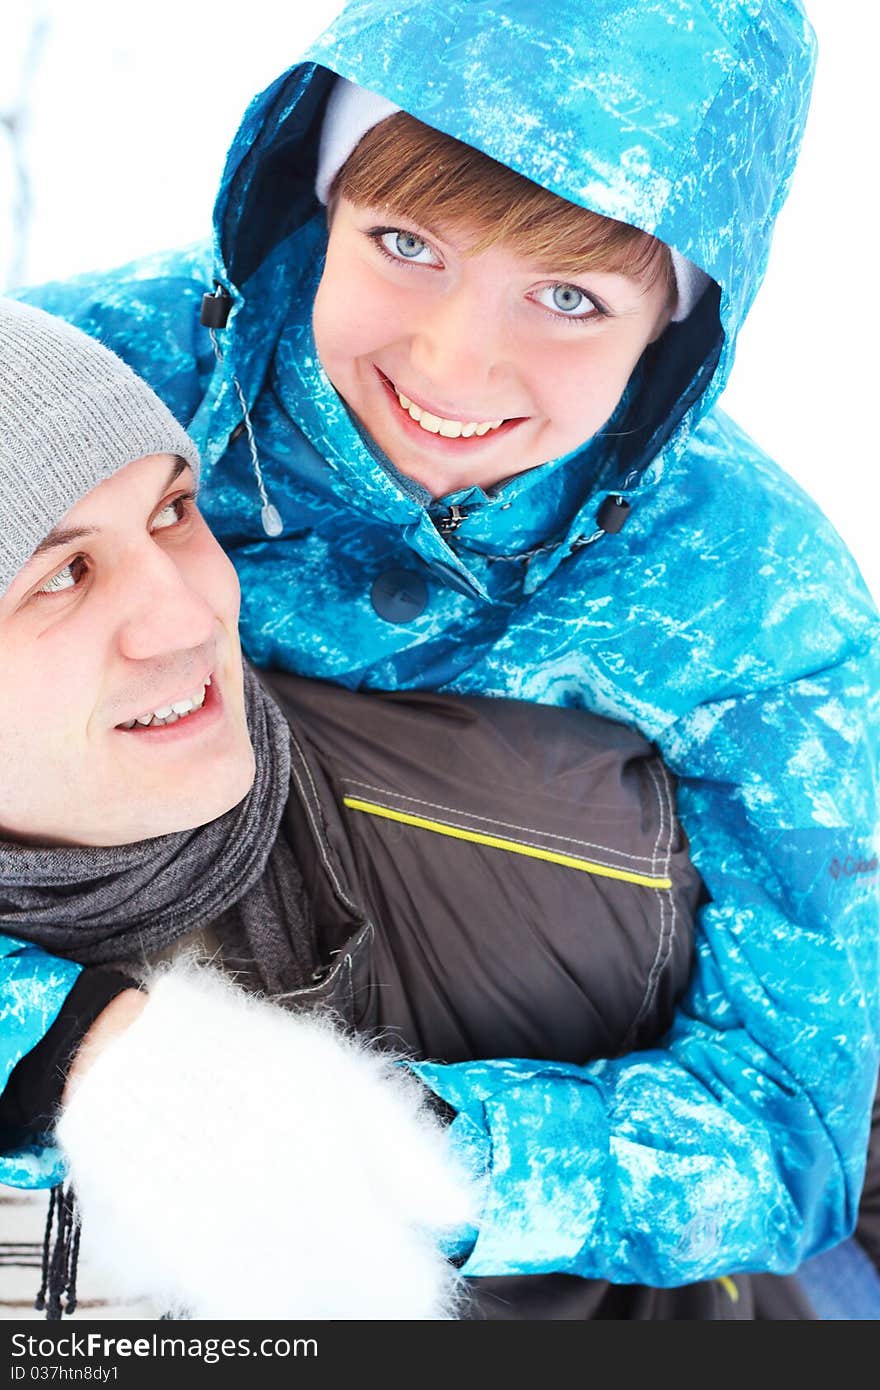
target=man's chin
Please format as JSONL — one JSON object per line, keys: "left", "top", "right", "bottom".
{"left": 161, "top": 753, "right": 257, "bottom": 838}
{"left": 105, "top": 748, "right": 257, "bottom": 844}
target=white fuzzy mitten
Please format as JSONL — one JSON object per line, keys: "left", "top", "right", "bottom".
{"left": 55, "top": 963, "right": 481, "bottom": 1319}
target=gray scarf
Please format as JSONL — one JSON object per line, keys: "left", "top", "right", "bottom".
{"left": 0, "top": 663, "right": 302, "bottom": 973}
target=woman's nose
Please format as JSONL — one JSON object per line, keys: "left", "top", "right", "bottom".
{"left": 409, "top": 286, "right": 509, "bottom": 401}
{"left": 116, "top": 547, "right": 216, "bottom": 663}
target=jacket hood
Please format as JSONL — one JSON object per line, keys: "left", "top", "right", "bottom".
{"left": 208, "top": 0, "right": 816, "bottom": 549}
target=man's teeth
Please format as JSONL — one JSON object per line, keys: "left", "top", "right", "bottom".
{"left": 395, "top": 390, "right": 503, "bottom": 439}
{"left": 119, "top": 677, "right": 211, "bottom": 730}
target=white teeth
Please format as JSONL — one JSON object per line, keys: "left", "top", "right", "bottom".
{"left": 122, "top": 679, "right": 210, "bottom": 730}
{"left": 396, "top": 388, "right": 504, "bottom": 438}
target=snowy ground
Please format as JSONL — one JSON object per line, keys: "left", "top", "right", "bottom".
{"left": 1, "top": 1184, "right": 153, "bottom": 1320}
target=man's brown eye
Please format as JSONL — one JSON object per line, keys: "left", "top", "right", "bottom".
{"left": 152, "top": 497, "right": 187, "bottom": 531}
{"left": 35, "top": 556, "right": 87, "bottom": 597}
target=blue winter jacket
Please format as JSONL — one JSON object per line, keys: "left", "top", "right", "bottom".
{"left": 4, "top": 0, "right": 880, "bottom": 1286}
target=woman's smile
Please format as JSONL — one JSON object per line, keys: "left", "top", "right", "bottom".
{"left": 313, "top": 198, "right": 673, "bottom": 497}
{"left": 375, "top": 367, "right": 527, "bottom": 455}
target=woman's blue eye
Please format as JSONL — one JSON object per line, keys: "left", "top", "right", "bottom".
{"left": 532, "top": 283, "right": 601, "bottom": 320}
{"left": 394, "top": 231, "right": 428, "bottom": 259}
{"left": 553, "top": 285, "right": 585, "bottom": 312}
{"left": 375, "top": 229, "right": 440, "bottom": 265}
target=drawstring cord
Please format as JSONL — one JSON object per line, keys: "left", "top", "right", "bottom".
{"left": 208, "top": 326, "right": 283, "bottom": 538}
{"left": 36, "top": 1182, "right": 81, "bottom": 1319}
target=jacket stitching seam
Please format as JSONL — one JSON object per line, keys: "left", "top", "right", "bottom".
{"left": 344, "top": 777, "right": 659, "bottom": 866}
{"left": 288, "top": 731, "right": 362, "bottom": 915}
{"left": 627, "top": 759, "right": 678, "bottom": 1033}
{"left": 345, "top": 794, "right": 669, "bottom": 885}
{"left": 274, "top": 924, "right": 374, "bottom": 1003}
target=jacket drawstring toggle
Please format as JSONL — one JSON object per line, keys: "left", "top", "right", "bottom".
{"left": 206, "top": 301, "right": 284, "bottom": 538}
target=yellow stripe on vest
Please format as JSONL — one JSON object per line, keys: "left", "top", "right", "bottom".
{"left": 343, "top": 797, "right": 673, "bottom": 890}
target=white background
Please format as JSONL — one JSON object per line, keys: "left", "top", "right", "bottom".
{"left": 2, "top": 1, "right": 876, "bottom": 602}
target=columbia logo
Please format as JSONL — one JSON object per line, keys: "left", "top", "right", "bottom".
{"left": 829, "top": 854, "right": 878, "bottom": 880}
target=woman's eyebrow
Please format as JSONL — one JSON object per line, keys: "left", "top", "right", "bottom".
{"left": 31, "top": 459, "right": 190, "bottom": 558}
{"left": 363, "top": 205, "right": 446, "bottom": 242}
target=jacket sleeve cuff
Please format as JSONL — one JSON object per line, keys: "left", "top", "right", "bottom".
{"left": 0, "top": 969, "right": 139, "bottom": 1141}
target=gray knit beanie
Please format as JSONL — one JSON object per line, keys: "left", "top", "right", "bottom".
{"left": 0, "top": 297, "right": 201, "bottom": 594}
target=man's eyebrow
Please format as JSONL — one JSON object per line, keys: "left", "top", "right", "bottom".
{"left": 30, "top": 523, "right": 100, "bottom": 558}
{"left": 30, "top": 458, "right": 190, "bottom": 558}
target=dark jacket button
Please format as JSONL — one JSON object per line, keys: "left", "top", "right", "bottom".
{"left": 371, "top": 569, "right": 429, "bottom": 623}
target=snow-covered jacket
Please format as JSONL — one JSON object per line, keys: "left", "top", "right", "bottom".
{"left": 5, "top": 0, "right": 880, "bottom": 1285}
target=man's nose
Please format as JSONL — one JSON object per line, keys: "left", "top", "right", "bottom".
{"left": 116, "top": 545, "right": 216, "bottom": 663}
{"left": 409, "top": 285, "right": 509, "bottom": 400}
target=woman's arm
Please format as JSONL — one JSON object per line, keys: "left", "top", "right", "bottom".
{"left": 414, "top": 638, "right": 880, "bottom": 1282}
{"left": 0, "top": 937, "right": 82, "bottom": 1187}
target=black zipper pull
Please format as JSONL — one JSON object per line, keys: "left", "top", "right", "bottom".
{"left": 436, "top": 504, "right": 469, "bottom": 536}
{"left": 200, "top": 282, "right": 233, "bottom": 329}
